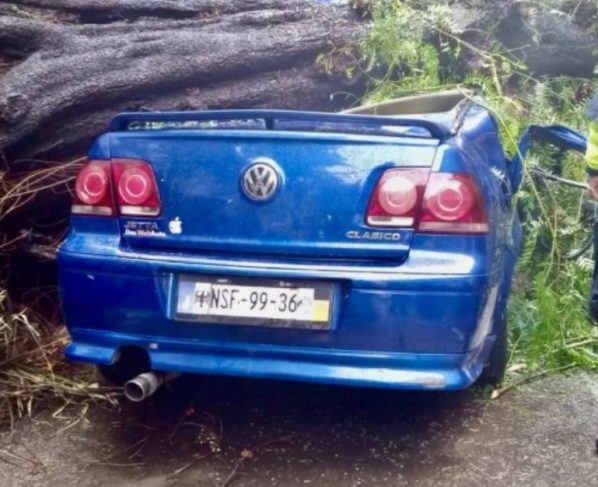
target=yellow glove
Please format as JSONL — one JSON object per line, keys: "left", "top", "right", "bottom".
{"left": 586, "top": 93, "right": 598, "bottom": 200}
{"left": 587, "top": 121, "right": 598, "bottom": 174}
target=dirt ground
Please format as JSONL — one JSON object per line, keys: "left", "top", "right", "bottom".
{"left": 1, "top": 371, "right": 598, "bottom": 487}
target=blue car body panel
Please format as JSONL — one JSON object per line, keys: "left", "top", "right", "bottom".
{"left": 59, "top": 102, "right": 522, "bottom": 390}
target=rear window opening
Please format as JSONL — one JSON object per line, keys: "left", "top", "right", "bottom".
{"left": 271, "top": 120, "right": 432, "bottom": 138}
{"left": 127, "top": 118, "right": 267, "bottom": 131}
{"left": 123, "top": 116, "right": 435, "bottom": 138}
{"left": 109, "top": 91, "right": 475, "bottom": 139}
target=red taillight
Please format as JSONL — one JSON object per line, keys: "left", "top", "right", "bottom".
{"left": 71, "top": 159, "right": 160, "bottom": 217}
{"left": 425, "top": 176, "right": 474, "bottom": 221}
{"left": 112, "top": 160, "right": 161, "bottom": 216}
{"left": 366, "top": 168, "right": 428, "bottom": 227}
{"left": 72, "top": 162, "right": 114, "bottom": 216}
{"left": 119, "top": 168, "right": 151, "bottom": 205}
{"left": 366, "top": 169, "right": 488, "bottom": 234}
{"left": 419, "top": 173, "right": 488, "bottom": 233}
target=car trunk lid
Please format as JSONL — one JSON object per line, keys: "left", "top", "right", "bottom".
{"left": 107, "top": 111, "right": 441, "bottom": 260}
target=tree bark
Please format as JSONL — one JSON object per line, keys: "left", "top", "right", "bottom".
{"left": 493, "top": 1, "right": 598, "bottom": 78}
{"left": 1, "top": 0, "right": 596, "bottom": 164}
{"left": 0, "top": 0, "right": 364, "bottom": 163}
{"left": 454, "top": 0, "right": 598, "bottom": 79}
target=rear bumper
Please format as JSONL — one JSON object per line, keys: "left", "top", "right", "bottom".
{"left": 58, "top": 239, "right": 501, "bottom": 390}
{"left": 66, "top": 329, "right": 494, "bottom": 390}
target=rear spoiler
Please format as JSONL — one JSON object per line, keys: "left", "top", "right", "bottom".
{"left": 108, "top": 109, "right": 451, "bottom": 140}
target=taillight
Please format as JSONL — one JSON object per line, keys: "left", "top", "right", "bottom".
{"left": 71, "top": 159, "right": 160, "bottom": 217}
{"left": 366, "top": 169, "right": 488, "bottom": 234}
{"left": 112, "top": 160, "right": 161, "bottom": 216}
{"left": 72, "top": 162, "right": 114, "bottom": 216}
{"left": 366, "top": 168, "right": 428, "bottom": 227}
{"left": 419, "top": 173, "right": 488, "bottom": 234}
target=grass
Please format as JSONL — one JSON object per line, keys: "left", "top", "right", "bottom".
{"left": 509, "top": 263, "right": 598, "bottom": 370}
{"left": 0, "top": 158, "right": 120, "bottom": 429}
{"left": 352, "top": 0, "right": 598, "bottom": 387}
{"left": 0, "top": 289, "right": 120, "bottom": 429}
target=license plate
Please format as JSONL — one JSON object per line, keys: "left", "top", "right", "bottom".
{"left": 175, "top": 275, "right": 333, "bottom": 329}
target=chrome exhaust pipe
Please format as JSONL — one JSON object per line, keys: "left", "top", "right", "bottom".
{"left": 123, "top": 372, "right": 179, "bottom": 402}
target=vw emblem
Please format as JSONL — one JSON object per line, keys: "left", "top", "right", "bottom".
{"left": 241, "top": 161, "right": 280, "bottom": 202}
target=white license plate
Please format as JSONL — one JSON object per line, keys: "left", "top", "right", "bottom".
{"left": 176, "top": 276, "right": 332, "bottom": 329}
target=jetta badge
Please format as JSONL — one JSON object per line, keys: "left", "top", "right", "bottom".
{"left": 241, "top": 160, "right": 280, "bottom": 202}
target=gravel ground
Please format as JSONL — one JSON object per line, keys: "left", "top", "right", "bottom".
{"left": 1, "top": 372, "right": 598, "bottom": 487}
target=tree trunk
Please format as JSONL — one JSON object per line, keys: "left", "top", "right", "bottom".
{"left": 0, "top": 0, "right": 364, "bottom": 163}
{"left": 454, "top": 0, "right": 598, "bottom": 79}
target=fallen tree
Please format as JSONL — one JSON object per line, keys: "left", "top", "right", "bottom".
{"left": 1, "top": 1, "right": 597, "bottom": 164}
{"left": 0, "top": 0, "right": 364, "bottom": 163}
{"left": 448, "top": 0, "right": 598, "bottom": 78}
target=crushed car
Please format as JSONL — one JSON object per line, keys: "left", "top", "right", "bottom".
{"left": 59, "top": 90, "right": 525, "bottom": 400}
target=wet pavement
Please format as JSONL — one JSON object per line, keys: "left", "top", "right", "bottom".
{"left": 2, "top": 372, "right": 598, "bottom": 486}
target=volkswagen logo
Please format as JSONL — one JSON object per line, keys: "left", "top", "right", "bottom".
{"left": 241, "top": 160, "right": 280, "bottom": 202}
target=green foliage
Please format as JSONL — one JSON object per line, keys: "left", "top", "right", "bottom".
{"left": 359, "top": 0, "right": 598, "bottom": 384}
{"left": 361, "top": 0, "right": 454, "bottom": 99}
{"left": 509, "top": 262, "right": 598, "bottom": 370}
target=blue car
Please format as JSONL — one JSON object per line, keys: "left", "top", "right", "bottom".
{"left": 58, "top": 90, "right": 524, "bottom": 400}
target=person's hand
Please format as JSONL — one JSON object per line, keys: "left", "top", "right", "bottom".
{"left": 588, "top": 175, "right": 598, "bottom": 200}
